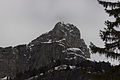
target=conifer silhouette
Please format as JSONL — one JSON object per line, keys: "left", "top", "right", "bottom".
{"left": 90, "top": 0, "right": 120, "bottom": 59}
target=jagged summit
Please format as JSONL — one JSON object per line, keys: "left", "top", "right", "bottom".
{"left": 53, "top": 22, "right": 81, "bottom": 38}
{"left": 29, "top": 22, "right": 80, "bottom": 46}
{"left": 29, "top": 22, "right": 90, "bottom": 58}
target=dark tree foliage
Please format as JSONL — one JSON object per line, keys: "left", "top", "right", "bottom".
{"left": 90, "top": 0, "right": 120, "bottom": 59}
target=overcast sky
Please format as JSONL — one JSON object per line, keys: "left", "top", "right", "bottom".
{"left": 0, "top": 0, "right": 107, "bottom": 47}
{"left": 0, "top": 0, "right": 119, "bottom": 64}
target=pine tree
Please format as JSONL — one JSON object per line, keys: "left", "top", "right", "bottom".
{"left": 90, "top": 0, "right": 120, "bottom": 59}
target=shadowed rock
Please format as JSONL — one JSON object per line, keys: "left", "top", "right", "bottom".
{"left": 29, "top": 22, "right": 90, "bottom": 58}
{"left": 0, "top": 22, "right": 90, "bottom": 79}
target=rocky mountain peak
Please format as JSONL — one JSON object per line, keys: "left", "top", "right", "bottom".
{"left": 29, "top": 22, "right": 90, "bottom": 58}
{"left": 0, "top": 22, "right": 90, "bottom": 79}
{"left": 53, "top": 22, "right": 81, "bottom": 38}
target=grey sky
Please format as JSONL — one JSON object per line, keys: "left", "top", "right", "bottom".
{"left": 0, "top": 0, "right": 107, "bottom": 47}
{"left": 0, "top": 0, "right": 120, "bottom": 65}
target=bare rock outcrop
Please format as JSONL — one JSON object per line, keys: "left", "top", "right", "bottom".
{"left": 29, "top": 22, "right": 90, "bottom": 58}
{"left": 0, "top": 22, "right": 90, "bottom": 79}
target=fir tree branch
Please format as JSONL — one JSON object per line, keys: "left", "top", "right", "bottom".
{"left": 105, "top": 8, "right": 120, "bottom": 18}
{"left": 98, "top": 0, "right": 120, "bottom": 8}
{"left": 90, "top": 42, "right": 120, "bottom": 59}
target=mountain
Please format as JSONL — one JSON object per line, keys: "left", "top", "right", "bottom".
{"left": 0, "top": 22, "right": 90, "bottom": 79}
{"left": 0, "top": 22, "right": 120, "bottom": 80}
{"left": 29, "top": 22, "right": 90, "bottom": 58}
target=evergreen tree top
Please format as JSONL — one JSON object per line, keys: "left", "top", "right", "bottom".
{"left": 98, "top": 0, "right": 120, "bottom": 8}
{"left": 90, "top": 0, "right": 120, "bottom": 59}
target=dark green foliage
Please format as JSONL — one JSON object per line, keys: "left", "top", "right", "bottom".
{"left": 90, "top": 0, "right": 120, "bottom": 59}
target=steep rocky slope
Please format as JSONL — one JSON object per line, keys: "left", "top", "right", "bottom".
{"left": 29, "top": 22, "right": 90, "bottom": 58}
{"left": 0, "top": 22, "right": 90, "bottom": 79}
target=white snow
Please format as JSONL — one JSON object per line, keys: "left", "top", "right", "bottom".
{"left": 55, "top": 65, "right": 76, "bottom": 70}
{"left": 70, "top": 30, "right": 73, "bottom": 32}
{"left": 29, "top": 44, "right": 34, "bottom": 51}
{"left": 41, "top": 38, "right": 66, "bottom": 44}
{"left": 42, "top": 39, "right": 52, "bottom": 43}
{"left": 57, "top": 38, "right": 65, "bottom": 42}
{"left": 65, "top": 57, "right": 74, "bottom": 60}
{"left": 34, "top": 75, "right": 38, "bottom": 78}
{"left": 66, "top": 48, "right": 85, "bottom": 58}
{"left": 30, "top": 44, "right": 34, "bottom": 47}
{"left": 55, "top": 65, "right": 67, "bottom": 70}
{"left": 74, "top": 56, "right": 77, "bottom": 59}
{"left": 62, "top": 50, "right": 66, "bottom": 53}
{"left": 0, "top": 76, "right": 7, "bottom": 80}
{"left": 67, "top": 48, "right": 81, "bottom": 51}
{"left": 67, "top": 48, "right": 84, "bottom": 54}
{"left": 40, "top": 73, "right": 43, "bottom": 76}
{"left": 88, "top": 71, "right": 91, "bottom": 73}
{"left": 69, "top": 65, "right": 76, "bottom": 69}
{"left": 58, "top": 44, "right": 65, "bottom": 47}
{"left": 64, "top": 48, "right": 85, "bottom": 60}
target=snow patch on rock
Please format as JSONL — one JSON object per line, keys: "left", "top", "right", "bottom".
{"left": 67, "top": 48, "right": 84, "bottom": 55}
{"left": 0, "top": 76, "right": 8, "bottom": 80}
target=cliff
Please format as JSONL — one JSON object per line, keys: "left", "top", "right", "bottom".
{"left": 0, "top": 22, "right": 90, "bottom": 79}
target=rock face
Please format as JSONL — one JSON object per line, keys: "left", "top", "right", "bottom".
{"left": 0, "top": 22, "right": 90, "bottom": 79}
{"left": 29, "top": 22, "right": 90, "bottom": 58}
